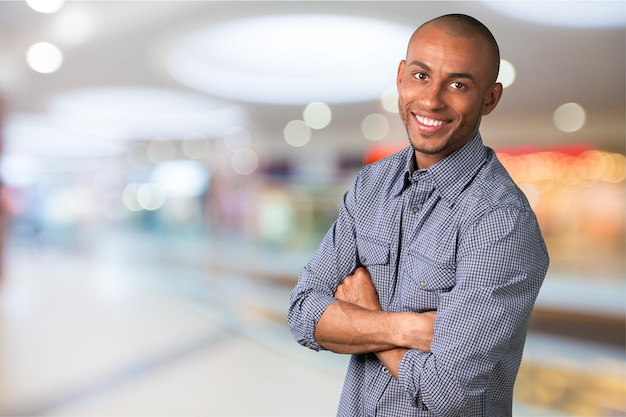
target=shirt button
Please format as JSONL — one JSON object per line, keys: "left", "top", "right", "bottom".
{"left": 382, "top": 367, "right": 389, "bottom": 374}
{"left": 420, "top": 279, "right": 427, "bottom": 288}
{"left": 360, "top": 256, "right": 367, "bottom": 264}
{"left": 411, "top": 204, "right": 420, "bottom": 213}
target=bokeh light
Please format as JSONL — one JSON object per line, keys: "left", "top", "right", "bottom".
{"left": 361, "top": 114, "right": 389, "bottom": 141}
{"left": 151, "top": 160, "right": 209, "bottom": 197}
{"left": 126, "top": 143, "right": 150, "bottom": 168}
{"left": 497, "top": 59, "right": 516, "bottom": 88}
{"left": 222, "top": 126, "right": 252, "bottom": 152}
{"left": 381, "top": 86, "right": 399, "bottom": 113}
{"left": 553, "top": 102, "right": 586, "bottom": 133}
{"left": 137, "top": 183, "right": 166, "bottom": 211}
{"left": 303, "top": 102, "right": 332, "bottom": 129}
{"left": 26, "top": 42, "right": 63, "bottom": 74}
{"left": 230, "top": 148, "right": 259, "bottom": 175}
{"left": 122, "top": 183, "right": 143, "bottom": 211}
{"left": 181, "top": 131, "right": 210, "bottom": 159}
{"left": 147, "top": 138, "right": 176, "bottom": 163}
{"left": 284, "top": 120, "right": 312, "bottom": 147}
{"left": 496, "top": 149, "right": 625, "bottom": 185}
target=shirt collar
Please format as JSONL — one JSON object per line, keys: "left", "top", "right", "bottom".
{"left": 394, "top": 133, "right": 488, "bottom": 205}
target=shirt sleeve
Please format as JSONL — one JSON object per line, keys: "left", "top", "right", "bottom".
{"left": 398, "top": 206, "right": 549, "bottom": 416}
{"left": 287, "top": 177, "right": 360, "bottom": 352}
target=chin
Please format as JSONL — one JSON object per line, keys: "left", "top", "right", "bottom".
{"left": 409, "top": 137, "right": 446, "bottom": 156}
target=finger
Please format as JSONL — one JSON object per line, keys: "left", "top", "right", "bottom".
{"left": 334, "top": 285, "right": 345, "bottom": 300}
{"left": 353, "top": 267, "right": 372, "bottom": 282}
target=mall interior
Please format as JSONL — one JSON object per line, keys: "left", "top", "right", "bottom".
{"left": 0, "top": 1, "right": 624, "bottom": 416}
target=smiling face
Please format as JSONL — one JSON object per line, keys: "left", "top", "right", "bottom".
{"left": 397, "top": 21, "right": 503, "bottom": 169}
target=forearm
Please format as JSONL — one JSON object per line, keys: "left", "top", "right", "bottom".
{"left": 375, "top": 313, "right": 436, "bottom": 380}
{"left": 376, "top": 348, "right": 408, "bottom": 380}
{"left": 314, "top": 300, "right": 400, "bottom": 354}
{"left": 315, "top": 300, "right": 435, "bottom": 355}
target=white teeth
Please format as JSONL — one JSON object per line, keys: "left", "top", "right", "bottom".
{"left": 416, "top": 115, "right": 444, "bottom": 127}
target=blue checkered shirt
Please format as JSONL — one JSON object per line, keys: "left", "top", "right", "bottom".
{"left": 288, "top": 134, "right": 549, "bottom": 417}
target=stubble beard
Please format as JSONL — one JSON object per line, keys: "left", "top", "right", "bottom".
{"left": 406, "top": 130, "right": 450, "bottom": 156}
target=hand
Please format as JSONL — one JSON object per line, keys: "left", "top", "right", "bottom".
{"left": 334, "top": 267, "right": 382, "bottom": 311}
{"left": 396, "top": 310, "right": 436, "bottom": 351}
{"left": 376, "top": 310, "right": 436, "bottom": 379}
{"left": 334, "top": 267, "right": 435, "bottom": 351}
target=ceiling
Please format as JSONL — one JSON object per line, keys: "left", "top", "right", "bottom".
{"left": 0, "top": 0, "right": 624, "bottom": 171}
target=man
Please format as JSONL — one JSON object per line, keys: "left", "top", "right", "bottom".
{"left": 288, "top": 13, "right": 549, "bottom": 417}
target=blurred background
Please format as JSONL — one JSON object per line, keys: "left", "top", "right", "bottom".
{"left": 0, "top": 1, "right": 624, "bottom": 416}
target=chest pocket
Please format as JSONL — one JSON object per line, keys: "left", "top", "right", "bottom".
{"left": 416, "top": 259, "right": 456, "bottom": 291}
{"left": 355, "top": 236, "right": 394, "bottom": 307}
{"left": 402, "top": 253, "right": 456, "bottom": 311}
{"left": 356, "top": 236, "right": 390, "bottom": 267}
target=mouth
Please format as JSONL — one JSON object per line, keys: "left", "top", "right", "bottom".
{"left": 414, "top": 114, "right": 450, "bottom": 132}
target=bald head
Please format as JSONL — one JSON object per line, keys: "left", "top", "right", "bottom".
{"left": 410, "top": 14, "right": 501, "bottom": 83}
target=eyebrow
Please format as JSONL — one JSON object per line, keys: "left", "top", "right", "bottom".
{"left": 408, "top": 60, "right": 475, "bottom": 81}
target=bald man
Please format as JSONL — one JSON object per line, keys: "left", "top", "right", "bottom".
{"left": 289, "top": 14, "right": 548, "bottom": 417}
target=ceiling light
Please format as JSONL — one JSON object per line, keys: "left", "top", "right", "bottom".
{"left": 3, "top": 113, "right": 126, "bottom": 158}
{"left": 48, "top": 87, "right": 246, "bottom": 140}
{"left": 26, "top": 0, "right": 64, "bottom": 14}
{"left": 166, "top": 14, "right": 414, "bottom": 104}
{"left": 484, "top": 1, "right": 625, "bottom": 29}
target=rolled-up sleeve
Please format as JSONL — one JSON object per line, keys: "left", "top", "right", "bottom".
{"left": 397, "top": 207, "right": 549, "bottom": 416}
{"left": 288, "top": 178, "right": 360, "bottom": 351}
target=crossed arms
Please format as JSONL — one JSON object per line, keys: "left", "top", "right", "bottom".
{"left": 314, "top": 266, "right": 436, "bottom": 379}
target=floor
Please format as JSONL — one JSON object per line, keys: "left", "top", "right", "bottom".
{"left": 0, "top": 228, "right": 622, "bottom": 416}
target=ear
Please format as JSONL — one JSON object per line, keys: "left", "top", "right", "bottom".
{"left": 481, "top": 82, "right": 503, "bottom": 116}
{"left": 396, "top": 60, "right": 406, "bottom": 89}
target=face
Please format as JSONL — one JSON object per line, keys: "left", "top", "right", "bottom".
{"left": 397, "top": 23, "right": 503, "bottom": 169}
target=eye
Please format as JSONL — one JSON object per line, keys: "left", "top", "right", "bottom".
{"left": 413, "top": 72, "right": 428, "bottom": 81}
{"left": 450, "top": 81, "right": 465, "bottom": 90}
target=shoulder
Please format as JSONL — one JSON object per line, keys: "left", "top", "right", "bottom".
{"left": 464, "top": 148, "right": 530, "bottom": 211}
{"left": 456, "top": 151, "right": 548, "bottom": 257}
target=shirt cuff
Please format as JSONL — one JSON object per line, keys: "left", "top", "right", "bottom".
{"left": 399, "top": 349, "right": 430, "bottom": 409}
{"left": 299, "top": 293, "right": 338, "bottom": 351}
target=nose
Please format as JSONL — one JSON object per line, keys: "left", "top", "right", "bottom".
{"left": 419, "top": 83, "right": 445, "bottom": 111}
